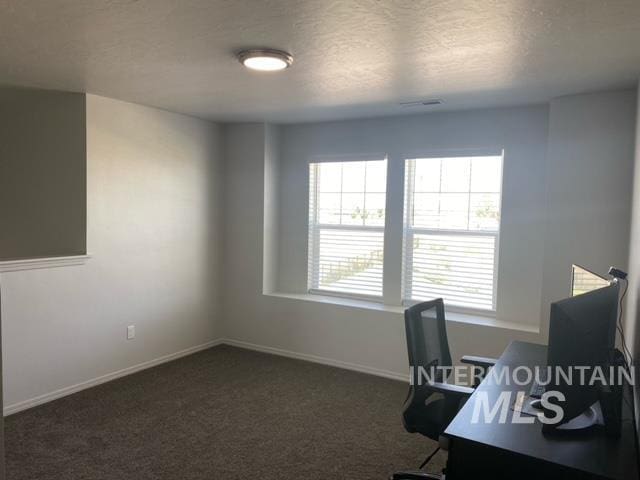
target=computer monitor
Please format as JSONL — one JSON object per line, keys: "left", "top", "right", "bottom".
{"left": 544, "top": 270, "right": 619, "bottom": 433}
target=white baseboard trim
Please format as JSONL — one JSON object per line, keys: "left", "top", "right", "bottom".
{"left": 4, "top": 338, "right": 408, "bottom": 416}
{"left": 4, "top": 339, "right": 224, "bottom": 416}
{"left": 221, "top": 338, "right": 409, "bottom": 383}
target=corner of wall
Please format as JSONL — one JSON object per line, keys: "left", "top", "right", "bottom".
{"left": 263, "top": 124, "right": 280, "bottom": 295}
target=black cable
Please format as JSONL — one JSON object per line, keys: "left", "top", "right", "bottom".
{"left": 418, "top": 446, "right": 440, "bottom": 470}
{"left": 616, "top": 279, "right": 634, "bottom": 368}
{"left": 610, "top": 279, "right": 635, "bottom": 414}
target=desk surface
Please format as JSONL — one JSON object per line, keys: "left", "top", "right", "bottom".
{"left": 445, "top": 341, "right": 639, "bottom": 480}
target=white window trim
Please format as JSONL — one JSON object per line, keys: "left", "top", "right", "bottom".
{"left": 308, "top": 288, "right": 384, "bottom": 304}
{"left": 0, "top": 254, "right": 91, "bottom": 273}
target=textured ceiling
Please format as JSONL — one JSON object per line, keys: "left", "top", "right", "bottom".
{"left": 1, "top": 0, "right": 640, "bottom": 123}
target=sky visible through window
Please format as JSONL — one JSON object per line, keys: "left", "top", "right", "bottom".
{"left": 411, "top": 156, "right": 501, "bottom": 231}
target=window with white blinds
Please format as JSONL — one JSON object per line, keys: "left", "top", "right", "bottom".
{"left": 308, "top": 159, "right": 387, "bottom": 298}
{"left": 402, "top": 155, "right": 503, "bottom": 311}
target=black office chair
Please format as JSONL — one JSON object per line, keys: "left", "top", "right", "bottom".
{"left": 391, "top": 299, "right": 496, "bottom": 480}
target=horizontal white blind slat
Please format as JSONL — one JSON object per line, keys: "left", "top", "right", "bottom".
{"left": 409, "top": 233, "right": 496, "bottom": 309}
{"left": 312, "top": 228, "right": 384, "bottom": 296}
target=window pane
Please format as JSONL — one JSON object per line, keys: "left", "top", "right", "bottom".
{"left": 341, "top": 192, "right": 366, "bottom": 225}
{"left": 440, "top": 157, "right": 471, "bottom": 192}
{"left": 438, "top": 193, "right": 469, "bottom": 229}
{"left": 364, "top": 193, "right": 386, "bottom": 226}
{"left": 409, "top": 233, "right": 496, "bottom": 310}
{"left": 412, "top": 193, "right": 440, "bottom": 228}
{"left": 414, "top": 158, "right": 441, "bottom": 192}
{"left": 406, "top": 156, "right": 502, "bottom": 233}
{"left": 309, "top": 158, "right": 387, "bottom": 297}
{"left": 318, "top": 192, "right": 341, "bottom": 224}
{"left": 469, "top": 193, "right": 500, "bottom": 231}
{"left": 342, "top": 161, "right": 366, "bottom": 192}
{"left": 365, "top": 161, "right": 387, "bottom": 193}
{"left": 318, "top": 163, "right": 342, "bottom": 192}
{"left": 404, "top": 154, "right": 503, "bottom": 310}
{"left": 471, "top": 156, "right": 502, "bottom": 193}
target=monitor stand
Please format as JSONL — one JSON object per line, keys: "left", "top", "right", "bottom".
{"left": 553, "top": 402, "right": 602, "bottom": 432}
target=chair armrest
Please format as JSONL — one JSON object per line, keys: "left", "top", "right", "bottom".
{"left": 426, "top": 381, "right": 474, "bottom": 399}
{"left": 460, "top": 355, "right": 498, "bottom": 369}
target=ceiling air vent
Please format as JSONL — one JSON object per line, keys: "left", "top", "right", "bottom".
{"left": 399, "top": 99, "right": 444, "bottom": 107}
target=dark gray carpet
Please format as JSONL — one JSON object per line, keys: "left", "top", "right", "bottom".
{"left": 5, "top": 345, "right": 446, "bottom": 479}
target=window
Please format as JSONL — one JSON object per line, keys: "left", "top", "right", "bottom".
{"left": 305, "top": 153, "right": 504, "bottom": 312}
{"left": 402, "top": 155, "right": 503, "bottom": 312}
{"left": 308, "top": 159, "right": 387, "bottom": 298}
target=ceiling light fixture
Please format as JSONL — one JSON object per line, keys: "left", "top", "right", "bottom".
{"left": 238, "top": 49, "right": 293, "bottom": 72}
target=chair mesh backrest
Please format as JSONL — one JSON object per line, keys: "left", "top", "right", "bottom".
{"left": 405, "top": 299, "right": 452, "bottom": 384}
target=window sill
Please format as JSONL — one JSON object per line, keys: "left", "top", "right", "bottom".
{"left": 0, "top": 254, "right": 91, "bottom": 273}
{"left": 267, "top": 291, "right": 404, "bottom": 313}
{"left": 265, "top": 291, "right": 539, "bottom": 334}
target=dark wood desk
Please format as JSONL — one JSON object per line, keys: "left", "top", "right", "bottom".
{"left": 444, "top": 341, "right": 639, "bottom": 480}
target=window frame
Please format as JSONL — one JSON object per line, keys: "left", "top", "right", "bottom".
{"left": 400, "top": 151, "right": 504, "bottom": 316}
{"left": 305, "top": 149, "right": 505, "bottom": 316}
{"left": 307, "top": 155, "right": 389, "bottom": 302}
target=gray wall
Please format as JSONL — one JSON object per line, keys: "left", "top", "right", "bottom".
{"left": 1, "top": 87, "right": 636, "bottom": 419}
{"left": 0, "top": 87, "right": 86, "bottom": 260}
{"left": 626, "top": 83, "right": 640, "bottom": 357}
{"left": 263, "top": 124, "right": 281, "bottom": 294}
{"left": 277, "top": 106, "right": 550, "bottom": 329}
{"left": 624, "top": 82, "right": 640, "bottom": 433}
{"left": 220, "top": 123, "right": 268, "bottom": 337}
{"left": 1, "top": 95, "right": 223, "bottom": 411}
{"left": 541, "top": 90, "right": 637, "bottom": 341}
{"left": 222, "top": 90, "right": 637, "bottom": 378}
{"left": 221, "top": 115, "right": 544, "bottom": 378}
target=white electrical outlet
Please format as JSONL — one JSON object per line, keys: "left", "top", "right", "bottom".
{"left": 127, "top": 325, "right": 135, "bottom": 340}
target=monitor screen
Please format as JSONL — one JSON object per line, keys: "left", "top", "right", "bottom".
{"left": 546, "top": 280, "right": 620, "bottom": 428}
{"left": 570, "top": 264, "right": 610, "bottom": 297}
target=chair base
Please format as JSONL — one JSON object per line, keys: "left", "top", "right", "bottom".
{"left": 390, "top": 471, "right": 441, "bottom": 480}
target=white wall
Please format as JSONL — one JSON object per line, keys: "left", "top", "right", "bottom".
{"left": 2, "top": 88, "right": 636, "bottom": 412}
{"left": 541, "top": 89, "right": 637, "bottom": 342}
{"left": 222, "top": 91, "right": 637, "bottom": 378}
{"left": 625, "top": 83, "right": 640, "bottom": 432}
{"left": 627, "top": 83, "right": 640, "bottom": 356}
{"left": 277, "top": 106, "right": 550, "bottom": 329}
{"left": 1, "top": 95, "right": 223, "bottom": 411}
{"left": 221, "top": 110, "right": 548, "bottom": 378}
{"left": 263, "top": 124, "right": 281, "bottom": 294}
